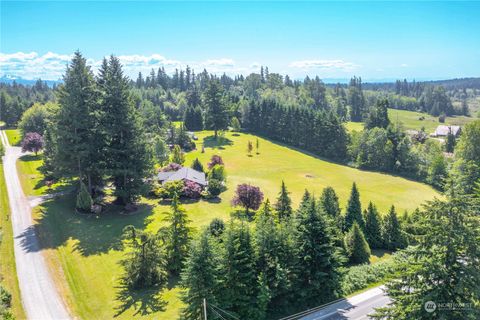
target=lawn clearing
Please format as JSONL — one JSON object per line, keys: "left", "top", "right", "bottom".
{"left": 345, "top": 121, "right": 364, "bottom": 132}
{"left": 5, "top": 129, "right": 21, "bottom": 146}
{"left": 22, "top": 130, "right": 439, "bottom": 319}
{"left": 0, "top": 163, "right": 26, "bottom": 319}
{"left": 388, "top": 108, "right": 474, "bottom": 133}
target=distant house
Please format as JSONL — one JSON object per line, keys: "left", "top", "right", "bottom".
{"left": 157, "top": 167, "right": 207, "bottom": 186}
{"left": 432, "top": 125, "right": 461, "bottom": 137}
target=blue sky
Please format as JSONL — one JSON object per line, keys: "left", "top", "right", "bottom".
{"left": 1, "top": 1, "right": 479, "bottom": 81}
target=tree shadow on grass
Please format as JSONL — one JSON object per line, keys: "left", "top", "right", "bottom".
{"left": 18, "top": 194, "right": 155, "bottom": 256}
{"left": 203, "top": 135, "right": 233, "bottom": 150}
{"left": 114, "top": 284, "right": 167, "bottom": 318}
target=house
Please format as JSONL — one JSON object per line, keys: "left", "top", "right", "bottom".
{"left": 157, "top": 167, "right": 207, "bottom": 186}
{"left": 432, "top": 125, "right": 461, "bottom": 137}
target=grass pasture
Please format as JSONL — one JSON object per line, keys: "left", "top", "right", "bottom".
{"left": 5, "top": 129, "right": 21, "bottom": 146}
{"left": 21, "top": 130, "right": 440, "bottom": 319}
{"left": 387, "top": 108, "right": 474, "bottom": 132}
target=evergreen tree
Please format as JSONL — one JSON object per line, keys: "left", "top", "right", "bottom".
{"left": 76, "top": 181, "right": 93, "bottom": 212}
{"left": 97, "top": 56, "right": 153, "bottom": 204}
{"left": 365, "top": 98, "right": 390, "bottom": 129}
{"left": 294, "top": 198, "right": 343, "bottom": 307}
{"left": 180, "top": 230, "right": 217, "bottom": 320}
{"left": 344, "top": 182, "right": 364, "bottom": 231}
{"left": 56, "top": 51, "right": 100, "bottom": 192}
{"left": 445, "top": 128, "right": 456, "bottom": 153}
{"left": 274, "top": 180, "right": 293, "bottom": 220}
{"left": 382, "top": 206, "right": 406, "bottom": 250}
{"left": 319, "top": 186, "right": 341, "bottom": 218}
{"left": 373, "top": 194, "right": 480, "bottom": 320}
{"left": 120, "top": 225, "right": 167, "bottom": 289}
{"left": 218, "top": 221, "right": 259, "bottom": 319}
{"left": 204, "top": 79, "right": 228, "bottom": 138}
{"left": 348, "top": 76, "right": 366, "bottom": 122}
{"left": 162, "top": 194, "right": 191, "bottom": 275}
{"left": 344, "top": 222, "right": 371, "bottom": 264}
{"left": 190, "top": 158, "right": 204, "bottom": 172}
{"left": 363, "top": 202, "right": 383, "bottom": 249}
{"left": 171, "top": 144, "right": 185, "bottom": 165}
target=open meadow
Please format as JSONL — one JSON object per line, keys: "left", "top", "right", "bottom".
{"left": 21, "top": 130, "right": 440, "bottom": 319}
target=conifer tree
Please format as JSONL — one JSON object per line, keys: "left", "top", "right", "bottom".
{"left": 204, "top": 79, "right": 228, "bottom": 138}
{"left": 344, "top": 222, "right": 371, "bottom": 264}
{"left": 180, "top": 229, "right": 217, "bottom": 320}
{"left": 373, "top": 194, "right": 480, "bottom": 320}
{"left": 190, "top": 158, "right": 204, "bottom": 172}
{"left": 97, "top": 56, "right": 153, "bottom": 204}
{"left": 274, "top": 180, "right": 293, "bottom": 220}
{"left": 218, "top": 221, "right": 259, "bottom": 319}
{"left": 319, "top": 186, "right": 344, "bottom": 246}
{"left": 344, "top": 182, "right": 364, "bottom": 231}
{"left": 363, "top": 202, "right": 383, "bottom": 249}
{"left": 171, "top": 144, "right": 185, "bottom": 165}
{"left": 76, "top": 181, "right": 93, "bottom": 212}
{"left": 120, "top": 225, "right": 167, "bottom": 289}
{"left": 382, "top": 206, "right": 406, "bottom": 250}
{"left": 162, "top": 194, "right": 191, "bottom": 275}
{"left": 56, "top": 51, "right": 100, "bottom": 191}
{"left": 294, "top": 198, "right": 343, "bottom": 307}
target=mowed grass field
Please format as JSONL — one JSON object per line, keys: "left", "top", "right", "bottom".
{"left": 387, "top": 108, "right": 474, "bottom": 132}
{"left": 24, "top": 131, "right": 440, "bottom": 319}
{"left": 347, "top": 109, "right": 474, "bottom": 133}
{"left": 5, "top": 129, "right": 21, "bottom": 146}
{"left": 0, "top": 164, "right": 26, "bottom": 319}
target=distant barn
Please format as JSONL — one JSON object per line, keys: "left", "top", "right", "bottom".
{"left": 432, "top": 125, "right": 461, "bottom": 137}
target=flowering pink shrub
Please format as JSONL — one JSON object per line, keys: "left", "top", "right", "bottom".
{"left": 208, "top": 155, "right": 224, "bottom": 169}
{"left": 161, "top": 162, "right": 182, "bottom": 172}
{"left": 183, "top": 180, "right": 202, "bottom": 199}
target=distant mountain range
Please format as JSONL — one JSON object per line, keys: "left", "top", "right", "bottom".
{"left": 0, "top": 74, "right": 62, "bottom": 87}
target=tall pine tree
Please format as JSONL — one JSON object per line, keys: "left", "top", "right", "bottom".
{"left": 97, "top": 56, "right": 153, "bottom": 204}
{"left": 274, "top": 180, "right": 293, "bottom": 220}
{"left": 180, "top": 229, "right": 217, "bottom": 320}
{"left": 203, "top": 79, "right": 228, "bottom": 138}
{"left": 363, "top": 202, "right": 383, "bottom": 249}
{"left": 382, "top": 205, "right": 406, "bottom": 250}
{"left": 344, "top": 182, "right": 364, "bottom": 231}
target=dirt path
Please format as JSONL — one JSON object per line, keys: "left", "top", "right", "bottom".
{"left": 1, "top": 130, "right": 71, "bottom": 320}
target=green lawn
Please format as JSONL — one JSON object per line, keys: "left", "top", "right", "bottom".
{"left": 17, "top": 154, "right": 68, "bottom": 197}
{"left": 0, "top": 163, "right": 26, "bottom": 319}
{"left": 346, "top": 109, "right": 474, "bottom": 133}
{"left": 388, "top": 108, "right": 474, "bottom": 133}
{"left": 5, "top": 129, "right": 21, "bottom": 146}
{"left": 23, "top": 131, "right": 440, "bottom": 319}
{"left": 345, "top": 121, "right": 364, "bottom": 132}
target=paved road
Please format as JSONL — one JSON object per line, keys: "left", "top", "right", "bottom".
{"left": 300, "top": 286, "right": 389, "bottom": 320}
{"left": 1, "top": 130, "right": 71, "bottom": 320}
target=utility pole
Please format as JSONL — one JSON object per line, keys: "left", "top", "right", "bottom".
{"left": 203, "top": 298, "right": 207, "bottom": 320}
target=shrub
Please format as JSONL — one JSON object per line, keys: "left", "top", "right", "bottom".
{"left": 208, "top": 164, "right": 226, "bottom": 182}
{"left": 341, "top": 257, "right": 399, "bottom": 295}
{"left": 207, "top": 155, "right": 224, "bottom": 169}
{"left": 161, "top": 162, "right": 182, "bottom": 172}
{"left": 438, "top": 113, "right": 446, "bottom": 123}
{"left": 0, "top": 285, "right": 12, "bottom": 308}
{"left": 209, "top": 218, "right": 225, "bottom": 237}
{"left": 183, "top": 180, "right": 202, "bottom": 199}
{"left": 21, "top": 132, "right": 44, "bottom": 155}
{"left": 155, "top": 180, "right": 184, "bottom": 199}
{"left": 206, "top": 178, "right": 223, "bottom": 197}
{"left": 76, "top": 182, "right": 93, "bottom": 212}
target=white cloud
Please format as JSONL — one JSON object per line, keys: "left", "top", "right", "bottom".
{"left": 289, "top": 59, "right": 359, "bottom": 71}
{"left": 400, "top": 63, "right": 408, "bottom": 67}
{"left": 202, "top": 58, "right": 235, "bottom": 67}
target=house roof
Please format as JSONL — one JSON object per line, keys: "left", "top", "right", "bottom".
{"left": 157, "top": 167, "right": 207, "bottom": 186}
{"left": 434, "top": 125, "right": 461, "bottom": 136}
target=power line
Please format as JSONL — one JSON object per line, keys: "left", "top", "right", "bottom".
{"left": 209, "top": 303, "right": 240, "bottom": 320}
